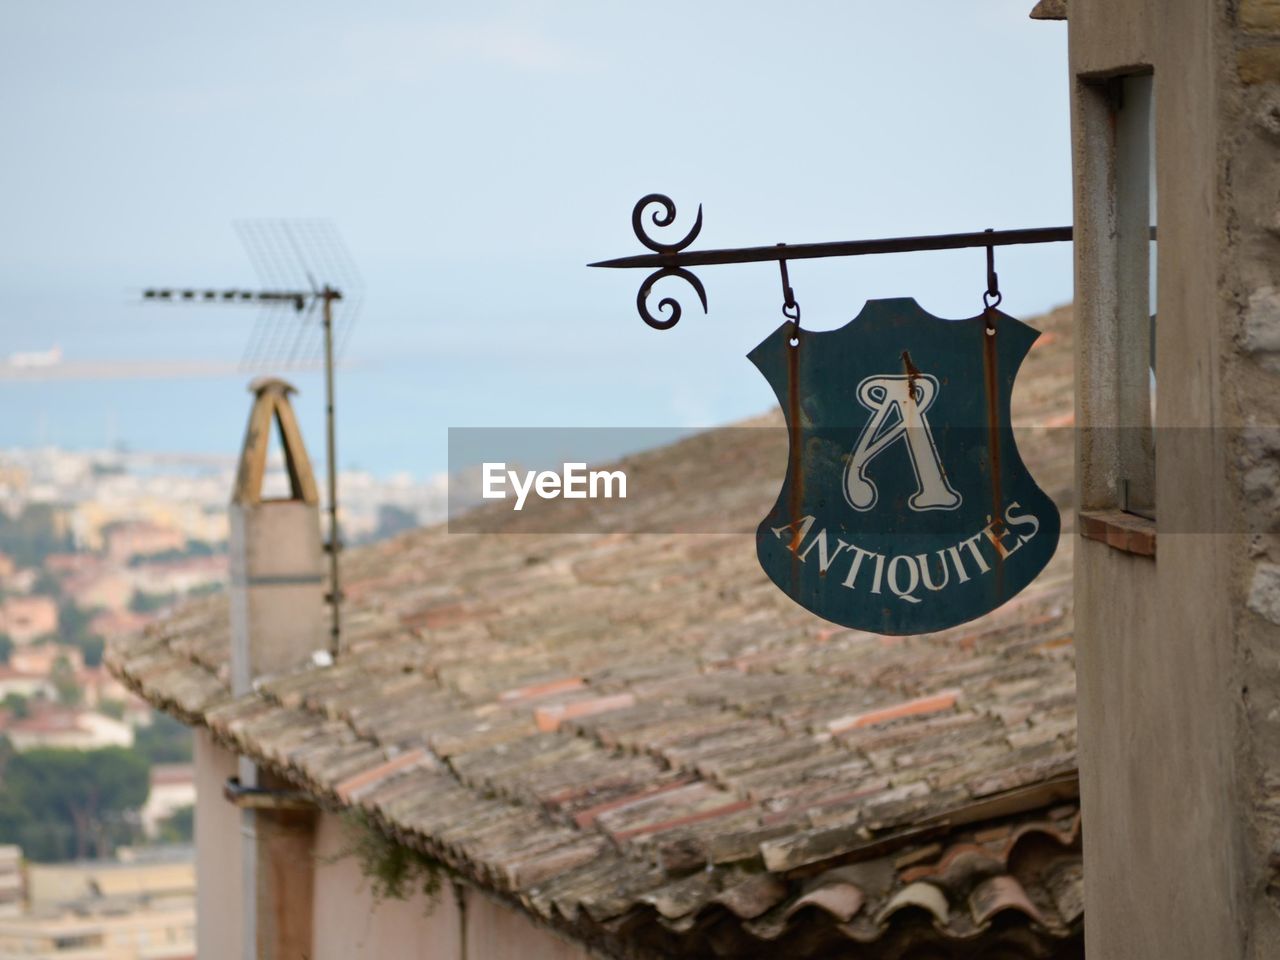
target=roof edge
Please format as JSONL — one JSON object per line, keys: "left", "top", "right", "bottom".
{"left": 1030, "top": 0, "right": 1068, "bottom": 20}
{"left": 108, "top": 644, "right": 1083, "bottom": 958}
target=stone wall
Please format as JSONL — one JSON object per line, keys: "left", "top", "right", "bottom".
{"left": 1065, "top": 0, "right": 1280, "bottom": 956}
{"left": 1230, "top": 0, "right": 1280, "bottom": 952}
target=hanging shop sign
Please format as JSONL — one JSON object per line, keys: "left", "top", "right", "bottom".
{"left": 749, "top": 297, "right": 1059, "bottom": 634}
{"left": 590, "top": 195, "right": 1067, "bottom": 635}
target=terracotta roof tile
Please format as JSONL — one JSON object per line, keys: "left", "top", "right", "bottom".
{"left": 783, "top": 880, "right": 865, "bottom": 923}
{"left": 333, "top": 747, "right": 434, "bottom": 803}
{"left": 876, "top": 880, "right": 951, "bottom": 926}
{"left": 533, "top": 693, "right": 637, "bottom": 732}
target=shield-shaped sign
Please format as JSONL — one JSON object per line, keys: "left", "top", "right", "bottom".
{"left": 749, "top": 297, "right": 1060, "bottom": 635}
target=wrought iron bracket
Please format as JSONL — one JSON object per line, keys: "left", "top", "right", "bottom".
{"left": 224, "top": 776, "right": 315, "bottom": 811}
{"left": 590, "top": 194, "right": 1139, "bottom": 330}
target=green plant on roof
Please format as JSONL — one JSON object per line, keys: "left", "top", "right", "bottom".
{"left": 332, "top": 811, "right": 450, "bottom": 909}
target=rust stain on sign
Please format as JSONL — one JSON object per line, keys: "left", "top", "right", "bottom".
{"left": 982, "top": 311, "right": 1006, "bottom": 595}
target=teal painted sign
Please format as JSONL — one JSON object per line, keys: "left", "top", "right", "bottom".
{"left": 749, "top": 298, "right": 1060, "bottom": 635}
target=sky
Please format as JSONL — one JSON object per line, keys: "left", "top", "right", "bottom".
{"left": 0, "top": 1, "right": 1071, "bottom": 478}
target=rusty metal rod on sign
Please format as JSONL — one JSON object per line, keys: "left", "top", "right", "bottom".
{"left": 589, "top": 194, "right": 1156, "bottom": 329}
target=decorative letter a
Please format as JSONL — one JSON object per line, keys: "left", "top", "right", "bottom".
{"left": 843, "top": 374, "right": 961, "bottom": 512}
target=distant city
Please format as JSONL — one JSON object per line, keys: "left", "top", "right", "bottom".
{"left": 0, "top": 444, "right": 449, "bottom": 955}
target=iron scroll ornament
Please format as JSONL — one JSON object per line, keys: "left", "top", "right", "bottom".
{"left": 631, "top": 195, "right": 708, "bottom": 330}
{"left": 750, "top": 298, "right": 1061, "bottom": 635}
{"left": 587, "top": 195, "right": 1119, "bottom": 330}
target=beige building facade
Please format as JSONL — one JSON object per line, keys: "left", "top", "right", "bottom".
{"left": 194, "top": 731, "right": 590, "bottom": 960}
{"left": 26, "top": 857, "right": 193, "bottom": 908}
{"left": 0, "top": 852, "right": 195, "bottom": 960}
{"left": 0, "top": 903, "right": 194, "bottom": 960}
{"left": 1034, "top": 0, "right": 1280, "bottom": 956}
{"left": 0, "top": 595, "right": 58, "bottom": 645}
{"left": 139, "top": 766, "right": 195, "bottom": 840}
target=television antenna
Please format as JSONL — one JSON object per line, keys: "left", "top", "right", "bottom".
{"left": 142, "top": 220, "right": 363, "bottom": 655}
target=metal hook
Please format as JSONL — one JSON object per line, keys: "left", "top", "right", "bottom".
{"left": 983, "top": 229, "right": 1001, "bottom": 332}
{"left": 983, "top": 229, "right": 1002, "bottom": 307}
{"left": 778, "top": 244, "right": 801, "bottom": 326}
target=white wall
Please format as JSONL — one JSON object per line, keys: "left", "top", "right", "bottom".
{"left": 196, "top": 731, "right": 594, "bottom": 960}
{"left": 311, "top": 810, "right": 593, "bottom": 960}
{"left": 194, "top": 730, "right": 244, "bottom": 959}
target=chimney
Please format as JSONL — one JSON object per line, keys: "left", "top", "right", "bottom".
{"left": 229, "top": 377, "right": 326, "bottom": 696}
{"left": 227, "top": 377, "right": 321, "bottom": 960}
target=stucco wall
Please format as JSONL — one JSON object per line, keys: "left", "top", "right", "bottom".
{"left": 311, "top": 811, "right": 593, "bottom": 960}
{"left": 1068, "top": 0, "right": 1280, "bottom": 957}
{"left": 196, "top": 733, "right": 594, "bottom": 959}
{"left": 194, "top": 729, "right": 245, "bottom": 959}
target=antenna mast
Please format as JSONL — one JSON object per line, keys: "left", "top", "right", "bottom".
{"left": 320, "top": 284, "right": 341, "bottom": 649}
{"left": 142, "top": 220, "right": 361, "bottom": 657}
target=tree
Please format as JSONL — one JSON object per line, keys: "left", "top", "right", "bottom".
{"left": 50, "top": 655, "right": 80, "bottom": 707}
{"left": 129, "top": 591, "right": 175, "bottom": 614}
{"left": 0, "top": 634, "right": 12, "bottom": 665}
{"left": 0, "top": 796, "right": 75, "bottom": 862}
{"left": 31, "top": 570, "right": 61, "bottom": 598}
{"left": 68, "top": 635, "right": 104, "bottom": 668}
{"left": 156, "top": 804, "right": 194, "bottom": 845}
{"left": 127, "top": 549, "right": 184, "bottom": 567}
{"left": 133, "top": 712, "right": 192, "bottom": 764}
{"left": 0, "top": 735, "right": 13, "bottom": 778}
{"left": 2, "top": 692, "right": 28, "bottom": 718}
{"left": 126, "top": 540, "right": 220, "bottom": 567}
{"left": 0, "top": 505, "right": 74, "bottom": 567}
{"left": 56, "top": 600, "right": 93, "bottom": 645}
{"left": 0, "top": 747, "right": 149, "bottom": 860}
